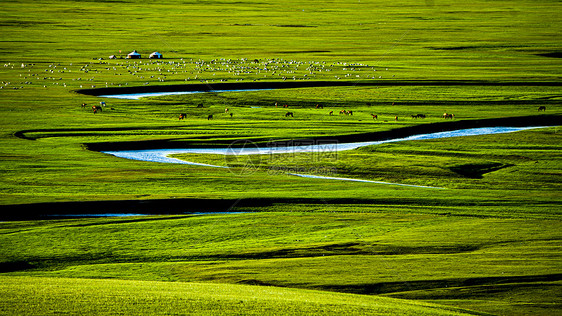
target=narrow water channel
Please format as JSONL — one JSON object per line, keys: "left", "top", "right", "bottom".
{"left": 103, "top": 126, "right": 545, "bottom": 164}
{"left": 99, "top": 89, "right": 272, "bottom": 100}
{"left": 102, "top": 126, "right": 547, "bottom": 189}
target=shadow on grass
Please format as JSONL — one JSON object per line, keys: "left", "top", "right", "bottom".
{"left": 318, "top": 273, "right": 562, "bottom": 296}
{"left": 449, "top": 162, "right": 514, "bottom": 179}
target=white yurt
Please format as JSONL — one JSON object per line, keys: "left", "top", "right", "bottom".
{"left": 149, "top": 52, "right": 163, "bottom": 59}
{"left": 127, "top": 50, "right": 141, "bottom": 59}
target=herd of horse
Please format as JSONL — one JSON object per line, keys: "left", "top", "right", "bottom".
{"left": 175, "top": 110, "right": 449, "bottom": 121}
{"left": 175, "top": 105, "right": 546, "bottom": 121}
{"left": 82, "top": 102, "right": 547, "bottom": 120}
{"left": 178, "top": 106, "right": 545, "bottom": 121}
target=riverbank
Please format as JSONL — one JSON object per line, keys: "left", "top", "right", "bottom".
{"left": 75, "top": 79, "right": 562, "bottom": 97}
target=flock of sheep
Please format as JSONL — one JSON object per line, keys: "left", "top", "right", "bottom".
{"left": 2, "top": 58, "right": 392, "bottom": 92}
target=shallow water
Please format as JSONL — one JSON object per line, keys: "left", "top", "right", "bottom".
{"left": 45, "top": 213, "right": 150, "bottom": 218}
{"left": 288, "top": 173, "right": 447, "bottom": 189}
{"left": 45, "top": 212, "right": 247, "bottom": 218}
{"left": 101, "top": 126, "right": 546, "bottom": 189}
{"left": 99, "top": 89, "right": 271, "bottom": 100}
{"left": 103, "top": 126, "right": 546, "bottom": 165}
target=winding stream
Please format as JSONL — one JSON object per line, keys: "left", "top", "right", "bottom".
{"left": 99, "top": 89, "right": 272, "bottom": 100}
{"left": 102, "top": 126, "right": 547, "bottom": 189}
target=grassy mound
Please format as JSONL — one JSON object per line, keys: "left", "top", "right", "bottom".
{"left": 0, "top": 276, "right": 472, "bottom": 315}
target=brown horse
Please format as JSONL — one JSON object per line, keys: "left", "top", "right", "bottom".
{"left": 179, "top": 113, "right": 186, "bottom": 120}
{"left": 443, "top": 113, "right": 454, "bottom": 119}
{"left": 371, "top": 114, "right": 378, "bottom": 120}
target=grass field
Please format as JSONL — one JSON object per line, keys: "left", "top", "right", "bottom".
{"left": 0, "top": 275, "right": 478, "bottom": 315}
{"left": 1, "top": 0, "right": 561, "bottom": 314}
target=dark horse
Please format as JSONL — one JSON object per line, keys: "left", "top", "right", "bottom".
{"left": 207, "top": 114, "right": 213, "bottom": 120}
{"left": 179, "top": 113, "right": 186, "bottom": 120}
{"left": 538, "top": 106, "right": 546, "bottom": 111}
{"left": 285, "top": 112, "right": 294, "bottom": 117}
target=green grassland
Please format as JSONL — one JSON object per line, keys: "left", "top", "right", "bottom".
{"left": 1, "top": 213, "right": 560, "bottom": 315}
{"left": 1, "top": 0, "right": 561, "bottom": 315}
{"left": 0, "top": 276, "right": 475, "bottom": 315}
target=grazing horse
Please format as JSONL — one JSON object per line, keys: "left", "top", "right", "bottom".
{"left": 179, "top": 113, "right": 186, "bottom": 120}
{"left": 316, "top": 104, "right": 323, "bottom": 109}
{"left": 347, "top": 110, "right": 353, "bottom": 115}
{"left": 339, "top": 110, "right": 346, "bottom": 115}
{"left": 207, "top": 114, "right": 213, "bottom": 120}
{"left": 230, "top": 113, "right": 233, "bottom": 117}
{"left": 285, "top": 112, "right": 294, "bottom": 117}
{"left": 81, "top": 103, "right": 87, "bottom": 108}
{"left": 371, "top": 114, "right": 378, "bottom": 120}
{"left": 329, "top": 111, "right": 333, "bottom": 115}
{"left": 443, "top": 113, "right": 454, "bottom": 119}
{"left": 538, "top": 106, "right": 546, "bottom": 111}
{"left": 92, "top": 105, "right": 102, "bottom": 113}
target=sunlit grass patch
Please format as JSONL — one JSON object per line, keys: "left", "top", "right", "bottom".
{"left": 0, "top": 276, "right": 473, "bottom": 315}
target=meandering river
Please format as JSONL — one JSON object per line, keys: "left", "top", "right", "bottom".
{"left": 103, "top": 126, "right": 545, "bottom": 164}
{"left": 99, "top": 89, "right": 272, "bottom": 100}
{"left": 102, "top": 126, "right": 547, "bottom": 189}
